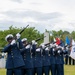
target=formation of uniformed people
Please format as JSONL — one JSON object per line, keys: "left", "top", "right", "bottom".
{"left": 2, "top": 33, "right": 71, "bottom": 75}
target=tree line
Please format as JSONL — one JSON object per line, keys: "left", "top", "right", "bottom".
{"left": 0, "top": 25, "right": 75, "bottom": 51}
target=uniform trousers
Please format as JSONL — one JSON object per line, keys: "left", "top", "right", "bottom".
{"left": 43, "top": 66, "right": 50, "bottom": 75}
{"left": 7, "top": 68, "right": 22, "bottom": 75}
{"left": 33, "top": 67, "right": 42, "bottom": 75}
{"left": 55, "top": 64, "right": 64, "bottom": 75}
{"left": 22, "top": 68, "right": 33, "bottom": 75}
{"left": 51, "top": 64, "right": 56, "bottom": 75}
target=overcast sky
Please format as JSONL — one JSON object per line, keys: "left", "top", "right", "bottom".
{"left": 0, "top": 0, "right": 75, "bottom": 33}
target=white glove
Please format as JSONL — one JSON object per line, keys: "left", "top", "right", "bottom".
{"left": 56, "top": 44, "right": 58, "bottom": 47}
{"left": 57, "top": 46, "right": 60, "bottom": 48}
{"left": 53, "top": 48, "right": 55, "bottom": 51}
{"left": 2, "top": 53, "right": 5, "bottom": 56}
{"left": 52, "top": 43, "right": 56, "bottom": 47}
{"left": 66, "top": 47, "right": 68, "bottom": 50}
{"left": 35, "top": 42, "right": 37, "bottom": 45}
{"left": 45, "top": 47, "right": 49, "bottom": 51}
{"left": 11, "top": 40, "right": 16, "bottom": 45}
{"left": 25, "top": 45, "right": 30, "bottom": 49}
{"left": 41, "top": 44, "right": 45, "bottom": 49}
{"left": 50, "top": 44, "right": 53, "bottom": 48}
{"left": 36, "top": 48, "right": 40, "bottom": 52}
{"left": 58, "top": 50, "right": 60, "bottom": 53}
{"left": 62, "top": 47, "right": 64, "bottom": 50}
{"left": 16, "top": 33, "right": 21, "bottom": 39}
{"left": 32, "top": 40, "right": 35, "bottom": 45}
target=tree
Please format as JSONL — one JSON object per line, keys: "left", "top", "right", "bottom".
{"left": 0, "top": 26, "right": 44, "bottom": 52}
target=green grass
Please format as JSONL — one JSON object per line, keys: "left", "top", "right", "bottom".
{"left": 0, "top": 68, "right": 6, "bottom": 75}
{"left": 64, "top": 65, "right": 75, "bottom": 75}
{"left": 0, "top": 65, "right": 75, "bottom": 75}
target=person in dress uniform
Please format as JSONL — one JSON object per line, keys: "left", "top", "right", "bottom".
{"left": 21, "top": 38, "right": 34, "bottom": 75}
{"left": 49, "top": 43, "right": 56, "bottom": 75}
{"left": 55, "top": 45, "right": 64, "bottom": 75}
{"left": 2, "top": 33, "right": 25, "bottom": 75}
{"left": 42, "top": 44, "right": 51, "bottom": 75}
{"left": 32, "top": 42, "right": 43, "bottom": 75}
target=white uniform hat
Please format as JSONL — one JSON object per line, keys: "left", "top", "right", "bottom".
{"left": 5, "top": 34, "right": 13, "bottom": 41}
{"left": 21, "top": 38, "right": 27, "bottom": 42}
{"left": 40, "top": 43, "right": 45, "bottom": 49}
{"left": 36, "top": 48, "right": 40, "bottom": 52}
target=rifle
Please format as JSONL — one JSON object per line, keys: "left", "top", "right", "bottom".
{"left": 35, "top": 36, "right": 46, "bottom": 42}
{"left": 19, "top": 24, "right": 29, "bottom": 34}
{"left": 67, "top": 45, "right": 75, "bottom": 48}
{"left": 14, "top": 25, "right": 29, "bottom": 40}
{"left": 43, "top": 41, "right": 56, "bottom": 46}
{"left": 15, "top": 25, "right": 29, "bottom": 49}
{"left": 25, "top": 36, "right": 46, "bottom": 46}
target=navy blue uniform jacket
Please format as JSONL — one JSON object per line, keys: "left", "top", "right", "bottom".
{"left": 2, "top": 39, "right": 25, "bottom": 69}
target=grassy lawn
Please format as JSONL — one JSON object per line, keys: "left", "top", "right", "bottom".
{"left": 0, "top": 68, "right": 6, "bottom": 75}
{"left": 64, "top": 65, "right": 75, "bottom": 75}
{"left": 0, "top": 65, "right": 75, "bottom": 75}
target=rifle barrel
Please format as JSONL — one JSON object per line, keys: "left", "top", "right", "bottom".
{"left": 19, "top": 24, "right": 29, "bottom": 34}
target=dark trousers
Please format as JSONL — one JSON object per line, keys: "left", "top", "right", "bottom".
{"left": 26, "top": 69, "right": 33, "bottom": 75}
{"left": 65, "top": 55, "right": 68, "bottom": 65}
{"left": 22, "top": 68, "right": 33, "bottom": 75}
{"left": 7, "top": 68, "right": 22, "bottom": 75}
{"left": 22, "top": 69, "right": 26, "bottom": 75}
{"left": 43, "top": 66, "right": 50, "bottom": 75}
{"left": 51, "top": 64, "right": 56, "bottom": 75}
{"left": 55, "top": 64, "right": 64, "bottom": 75}
{"left": 34, "top": 67, "right": 42, "bottom": 75}
{"left": 72, "top": 59, "right": 75, "bottom": 65}
{"left": 69, "top": 57, "right": 71, "bottom": 65}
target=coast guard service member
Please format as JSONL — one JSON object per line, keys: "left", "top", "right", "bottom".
{"left": 21, "top": 38, "right": 34, "bottom": 75}
{"left": 42, "top": 44, "right": 50, "bottom": 75}
{"left": 32, "top": 42, "right": 43, "bottom": 75}
{"left": 2, "top": 33, "right": 25, "bottom": 75}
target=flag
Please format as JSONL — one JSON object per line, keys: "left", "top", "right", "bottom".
{"left": 55, "top": 38, "right": 60, "bottom": 45}
{"left": 70, "top": 39, "right": 75, "bottom": 60}
{"left": 65, "top": 36, "right": 70, "bottom": 45}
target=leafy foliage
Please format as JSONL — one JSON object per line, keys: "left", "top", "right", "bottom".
{"left": 0, "top": 26, "right": 43, "bottom": 51}
{"left": 0, "top": 26, "right": 75, "bottom": 52}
